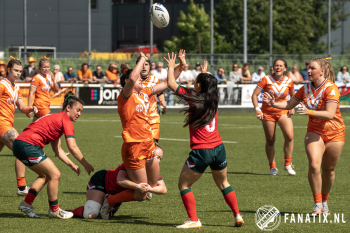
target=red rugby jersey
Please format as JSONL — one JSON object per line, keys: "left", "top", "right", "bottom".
{"left": 16, "top": 112, "right": 75, "bottom": 148}
{"left": 176, "top": 86, "right": 222, "bottom": 149}
{"left": 105, "top": 163, "right": 162, "bottom": 195}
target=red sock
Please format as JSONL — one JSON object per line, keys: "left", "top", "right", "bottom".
{"left": 269, "top": 161, "right": 276, "bottom": 169}
{"left": 107, "top": 189, "right": 135, "bottom": 207}
{"left": 284, "top": 156, "right": 292, "bottom": 166}
{"left": 180, "top": 189, "right": 198, "bottom": 221}
{"left": 17, "top": 177, "right": 26, "bottom": 188}
{"left": 322, "top": 193, "right": 329, "bottom": 202}
{"left": 24, "top": 188, "right": 38, "bottom": 205}
{"left": 72, "top": 206, "right": 84, "bottom": 218}
{"left": 49, "top": 199, "right": 59, "bottom": 212}
{"left": 222, "top": 186, "right": 240, "bottom": 217}
{"left": 313, "top": 193, "right": 322, "bottom": 203}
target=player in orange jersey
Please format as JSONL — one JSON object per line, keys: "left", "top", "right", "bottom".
{"left": 252, "top": 59, "right": 296, "bottom": 176}
{"left": 100, "top": 52, "right": 172, "bottom": 212}
{"left": 262, "top": 57, "right": 345, "bottom": 215}
{"left": 0, "top": 57, "right": 38, "bottom": 196}
{"left": 27, "top": 56, "right": 59, "bottom": 120}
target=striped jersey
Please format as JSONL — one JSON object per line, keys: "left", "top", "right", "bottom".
{"left": 0, "top": 78, "right": 22, "bottom": 126}
{"left": 31, "top": 73, "right": 54, "bottom": 110}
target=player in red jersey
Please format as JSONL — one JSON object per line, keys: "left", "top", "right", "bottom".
{"left": 14, "top": 91, "right": 94, "bottom": 219}
{"left": 71, "top": 156, "right": 166, "bottom": 220}
{"left": 166, "top": 51, "right": 244, "bottom": 229}
{"left": 0, "top": 57, "right": 38, "bottom": 196}
{"left": 252, "top": 59, "right": 296, "bottom": 176}
{"left": 262, "top": 58, "right": 345, "bottom": 215}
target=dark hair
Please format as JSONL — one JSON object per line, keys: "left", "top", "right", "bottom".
{"left": 273, "top": 58, "right": 288, "bottom": 69}
{"left": 243, "top": 62, "right": 250, "bottom": 67}
{"left": 96, "top": 65, "right": 102, "bottom": 69}
{"left": 81, "top": 63, "right": 88, "bottom": 69}
{"left": 136, "top": 55, "right": 150, "bottom": 65}
{"left": 6, "top": 58, "right": 22, "bottom": 76}
{"left": 232, "top": 64, "right": 239, "bottom": 71}
{"left": 120, "top": 69, "right": 133, "bottom": 88}
{"left": 68, "top": 66, "right": 73, "bottom": 70}
{"left": 62, "top": 91, "right": 84, "bottom": 111}
{"left": 341, "top": 65, "right": 348, "bottom": 71}
{"left": 177, "top": 73, "right": 218, "bottom": 129}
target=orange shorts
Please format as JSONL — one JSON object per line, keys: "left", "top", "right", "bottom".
{"left": 0, "top": 122, "right": 13, "bottom": 137}
{"left": 151, "top": 124, "right": 160, "bottom": 140}
{"left": 308, "top": 130, "right": 345, "bottom": 143}
{"left": 262, "top": 112, "right": 287, "bottom": 122}
{"left": 35, "top": 108, "right": 51, "bottom": 119}
{"left": 121, "top": 140, "right": 156, "bottom": 170}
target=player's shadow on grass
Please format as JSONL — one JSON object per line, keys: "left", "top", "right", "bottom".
{"left": 0, "top": 154, "right": 14, "bottom": 157}
{"left": 0, "top": 213, "right": 32, "bottom": 218}
{"left": 205, "top": 171, "right": 270, "bottom": 176}
{"left": 63, "top": 192, "right": 86, "bottom": 195}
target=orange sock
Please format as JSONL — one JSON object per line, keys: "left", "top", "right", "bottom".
{"left": 16, "top": 177, "right": 26, "bottom": 188}
{"left": 322, "top": 193, "right": 329, "bottom": 202}
{"left": 284, "top": 156, "right": 292, "bottom": 166}
{"left": 313, "top": 193, "right": 322, "bottom": 203}
{"left": 269, "top": 161, "right": 276, "bottom": 169}
{"left": 107, "top": 189, "right": 135, "bottom": 207}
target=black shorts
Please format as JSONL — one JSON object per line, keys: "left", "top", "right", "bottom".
{"left": 12, "top": 140, "right": 48, "bottom": 167}
{"left": 87, "top": 170, "right": 107, "bottom": 193}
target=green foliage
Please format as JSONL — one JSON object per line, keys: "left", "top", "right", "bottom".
{"left": 164, "top": 0, "right": 231, "bottom": 53}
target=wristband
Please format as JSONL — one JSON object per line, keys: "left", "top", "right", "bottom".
{"left": 255, "top": 107, "right": 261, "bottom": 112}
{"left": 308, "top": 110, "right": 314, "bottom": 115}
{"left": 178, "top": 65, "right": 184, "bottom": 71}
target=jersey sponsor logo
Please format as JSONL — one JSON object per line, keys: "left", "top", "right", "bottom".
{"left": 28, "top": 156, "right": 43, "bottom": 164}
{"left": 219, "top": 159, "right": 227, "bottom": 167}
{"left": 87, "top": 182, "right": 96, "bottom": 189}
{"left": 136, "top": 104, "right": 144, "bottom": 112}
{"left": 7, "top": 97, "right": 17, "bottom": 105}
{"left": 133, "top": 92, "right": 150, "bottom": 113}
{"left": 205, "top": 118, "right": 215, "bottom": 132}
{"left": 42, "top": 86, "right": 50, "bottom": 92}
{"left": 186, "top": 160, "right": 195, "bottom": 168}
{"left": 266, "top": 75, "right": 292, "bottom": 98}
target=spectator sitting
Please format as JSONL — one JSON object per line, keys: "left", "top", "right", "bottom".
{"left": 105, "top": 62, "right": 119, "bottom": 83}
{"left": 0, "top": 60, "right": 5, "bottom": 79}
{"left": 178, "top": 64, "right": 193, "bottom": 85}
{"left": 153, "top": 62, "right": 167, "bottom": 82}
{"left": 20, "top": 57, "right": 38, "bottom": 82}
{"left": 241, "top": 62, "right": 251, "bottom": 81}
{"left": 119, "top": 63, "right": 130, "bottom": 77}
{"left": 93, "top": 65, "right": 109, "bottom": 82}
{"left": 336, "top": 65, "right": 350, "bottom": 83}
{"left": 300, "top": 61, "right": 310, "bottom": 81}
{"left": 191, "top": 62, "right": 201, "bottom": 81}
{"left": 214, "top": 68, "right": 227, "bottom": 84}
{"left": 53, "top": 65, "right": 64, "bottom": 82}
{"left": 78, "top": 63, "right": 93, "bottom": 84}
{"left": 150, "top": 62, "right": 156, "bottom": 75}
{"left": 229, "top": 64, "right": 242, "bottom": 83}
{"left": 252, "top": 66, "right": 266, "bottom": 82}
{"left": 64, "top": 66, "right": 77, "bottom": 82}
{"left": 287, "top": 64, "right": 304, "bottom": 84}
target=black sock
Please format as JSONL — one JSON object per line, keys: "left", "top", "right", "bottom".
{"left": 18, "top": 186, "right": 26, "bottom": 191}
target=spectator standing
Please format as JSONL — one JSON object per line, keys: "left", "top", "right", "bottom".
{"left": 150, "top": 62, "right": 156, "bottom": 75}
{"left": 0, "top": 60, "right": 5, "bottom": 79}
{"left": 214, "top": 68, "right": 227, "bottom": 84}
{"left": 21, "top": 57, "right": 38, "bottom": 82}
{"left": 287, "top": 64, "right": 304, "bottom": 84}
{"left": 229, "top": 64, "right": 242, "bottom": 83}
{"left": 53, "top": 65, "right": 64, "bottom": 82}
{"left": 299, "top": 61, "right": 310, "bottom": 81}
{"left": 252, "top": 66, "right": 266, "bottom": 82}
{"left": 336, "top": 66, "right": 350, "bottom": 83}
{"left": 178, "top": 64, "right": 193, "bottom": 86}
{"left": 64, "top": 67, "right": 77, "bottom": 82}
{"left": 228, "top": 64, "right": 242, "bottom": 105}
{"left": 77, "top": 63, "right": 93, "bottom": 84}
{"left": 241, "top": 63, "right": 252, "bottom": 81}
{"left": 105, "top": 62, "right": 119, "bottom": 83}
{"left": 154, "top": 62, "right": 173, "bottom": 106}
{"left": 93, "top": 65, "right": 108, "bottom": 82}
{"left": 191, "top": 62, "right": 201, "bottom": 80}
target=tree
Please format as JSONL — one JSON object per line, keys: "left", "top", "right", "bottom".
{"left": 215, "top": 0, "right": 349, "bottom": 54}
{"left": 164, "top": 0, "right": 231, "bottom": 53}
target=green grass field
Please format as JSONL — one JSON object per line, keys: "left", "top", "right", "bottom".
{"left": 0, "top": 113, "right": 349, "bottom": 232}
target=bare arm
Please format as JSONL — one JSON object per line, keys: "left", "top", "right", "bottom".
{"left": 51, "top": 139, "right": 81, "bottom": 176}
{"left": 66, "top": 138, "right": 94, "bottom": 175}
{"left": 16, "top": 98, "right": 37, "bottom": 114}
{"left": 297, "top": 102, "right": 337, "bottom": 120}
{"left": 116, "top": 170, "right": 150, "bottom": 193}
{"left": 27, "top": 85, "right": 36, "bottom": 107}
{"left": 252, "top": 87, "right": 263, "bottom": 120}
{"left": 262, "top": 92, "right": 300, "bottom": 110}
{"left": 152, "top": 80, "right": 168, "bottom": 95}
{"left": 123, "top": 52, "right": 147, "bottom": 98}
{"left": 148, "top": 180, "right": 167, "bottom": 195}
{"left": 242, "top": 70, "right": 252, "bottom": 81}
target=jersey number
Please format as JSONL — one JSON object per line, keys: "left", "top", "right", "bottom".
{"left": 205, "top": 118, "right": 215, "bottom": 132}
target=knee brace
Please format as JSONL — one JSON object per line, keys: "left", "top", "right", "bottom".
{"left": 83, "top": 200, "right": 102, "bottom": 219}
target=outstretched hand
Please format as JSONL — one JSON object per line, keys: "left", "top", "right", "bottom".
{"left": 163, "top": 52, "right": 180, "bottom": 70}
{"left": 262, "top": 92, "right": 275, "bottom": 106}
{"left": 178, "top": 49, "right": 186, "bottom": 67}
{"left": 296, "top": 103, "right": 309, "bottom": 115}
{"left": 201, "top": 61, "right": 208, "bottom": 73}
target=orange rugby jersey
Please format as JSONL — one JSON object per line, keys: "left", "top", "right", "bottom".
{"left": 0, "top": 78, "right": 22, "bottom": 126}
{"left": 117, "top": 87, "right": 154, "bottom": 143}
{"left": 293, "top": 79, "right": 345, "bottom": 136}
{"left": 31, "top": 73, "right": 54, "bottom": 110}
{"left": 257, "top": 74, "right": 294, "bottom": 114}
{"left": 141, "top": 75, "right": 160, "bottom": 125}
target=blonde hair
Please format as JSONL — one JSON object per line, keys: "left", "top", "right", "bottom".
{"left": 38, "top": 57, "right": 50, "bottom": 70}
{"left": 311, "top": 58, "right": 335, "bottom": 83}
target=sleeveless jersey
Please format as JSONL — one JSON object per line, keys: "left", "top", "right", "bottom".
{"left": 31, "top": 73, "right": 54, "bottom": 110}
{"left": 0, "top": 78, "right": 22, "bottom": 126}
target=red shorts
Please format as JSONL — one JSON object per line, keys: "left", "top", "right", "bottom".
{"left": 121, "top": 140, "right": 156, "bottom": 170}
{"left": 308, "top": 130, "right": 345, "bottom": 143}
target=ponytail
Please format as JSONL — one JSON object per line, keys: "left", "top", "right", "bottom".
{"left": 62, "top": 91, "right": 84, "bottom": 111}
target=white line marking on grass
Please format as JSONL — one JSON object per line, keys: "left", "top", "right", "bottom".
{"left": 114, "top": 136, "right": 237, "bottom": 143}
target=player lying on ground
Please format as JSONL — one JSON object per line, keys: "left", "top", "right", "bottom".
{"left": 0, "top": 57, "right": 38, "bottom": 196}
{"left": 105, "top": 52, "right": 173, "bottom": 210}
{"left": 15, "top": 91, "right": 94, "bottom": 219}
{"left": 166, "top": 50, "right": 244, "bottom": 228}
{"left": 262, "top": 57, "right": 345, "bottom": 215}
{"left": 72, "top": 154, "right": 166, "bottom": 219}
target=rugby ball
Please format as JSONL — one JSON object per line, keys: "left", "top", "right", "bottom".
{"left": 149, "top": 3, "right": 169, "bottom": 29}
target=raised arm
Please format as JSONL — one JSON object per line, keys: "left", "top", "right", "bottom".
{"left": 174, "top": 49, "right": 186, "bottom": 81}
{"left": 165, "top": 52, "right": 180, "bottom": 92}
{"left": 66, "top": 138, "right": 94, "bottom": 175}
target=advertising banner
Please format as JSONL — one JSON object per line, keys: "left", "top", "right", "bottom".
{"left": 79, "top": 86, "right": 122, "bottom": 106}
